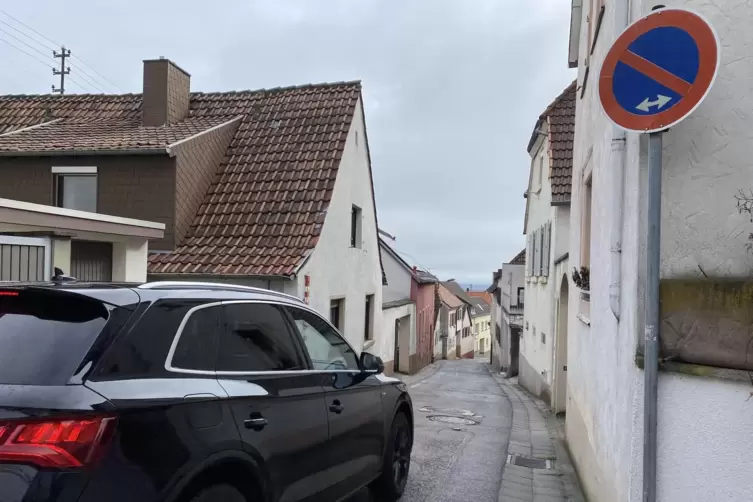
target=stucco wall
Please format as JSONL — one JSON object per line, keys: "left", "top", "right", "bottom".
{"left": 380, "top": 243, "right": 413, "bottom": 304}
{"left": 297, "top": 97, "right": 383, "bottom": 355}
{"left": 567, "top": 1, "right": 753, "bottom": 501}
{"left": 521, "top": 139, "right": 569, "bottom": 401}
{"left": 413, "top": 282, "right": 436, "bottom": 371}
{"left": 379, "top": 302, "right": 415, "bottom": 374}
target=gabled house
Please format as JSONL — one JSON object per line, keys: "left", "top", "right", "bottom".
{"left": 442, "top": 280, "right": 475, "bottom": 358}
{"left": 378, "top": 234, "right": 438, "bottom": 374}
{"left": 434, "top": 283, "right": 464, "bottom": 360}
{"left": 521, "top": 82, "right": 574, "bottom": 407}
{"left": 468, "top": 296, "right": 491, "bottom": 355}
{"left": 490, "top": 249, "right": 526, "bottom": 375}
{"left": 0, "top": 57, "right": 384, "bottom": 353}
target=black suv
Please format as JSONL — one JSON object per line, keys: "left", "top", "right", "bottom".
{"left": 0, "top": 281, "right": 413, "bottom": 502}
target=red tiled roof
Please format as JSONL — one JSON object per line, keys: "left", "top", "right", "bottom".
{"left": 438, "top": 284, "right": 464, "bottom": 309}
{"left": 542, "top": 81, "right": 576, "bottom": 204}
{"left": 468, "top": 291, "right": 493, "bottom": 304}
{"left": 0, "top": 82, "right": 364, "bottom": 277}
{"left": 0, "top": 117, "right": 231, "bottom": 154}
{"left": 150, "top": 82, "right": 363, "bottom": 276}
{"left": 508, "top": 248, "right": 526, "bottom": 265}
{"left": 0, "top": 94, "right": 141, "bottom": 135}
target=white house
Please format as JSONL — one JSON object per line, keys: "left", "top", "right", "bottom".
{"left": 442, "top": 280, "right": 475, "bottom": 358}
{"left": 490, "top": 250, "right": 526, "bottom": 375}
{"left": 566, "top": 1, "right": 753, "bottom": 501}
{"left": 135, "top": 76, "right": 386, "bottom": 356}
{"left": 520, "top": 83, "right": 574, "bottom": 410}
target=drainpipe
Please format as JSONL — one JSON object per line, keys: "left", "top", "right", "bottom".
{"left": 609, "top": 131, "right": 626, "bottom": 321}
{"left": 608, "top": 0, "right": 631, "bottom": 324}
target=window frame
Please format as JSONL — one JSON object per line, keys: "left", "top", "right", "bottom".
{"left": 350, "top": 205, "right": 363, "bottom": 248}
{"left": 52, "top": 166, "right": 98, "bottom": 213}
{"left": 164, "top": 300, "right": 332, "bottom": 376}
{"left": 284, "top": 305, "right": 363, "bottom": 373}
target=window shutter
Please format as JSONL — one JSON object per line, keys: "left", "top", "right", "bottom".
{"left": 543, "top": 222, "right": 551, "bottom": 277}
{"left": 538, "top": 228, "right": 544, "bottom": 276}
{"left": 534, "top": 229, "right": 540, "bottom": 276}
{"left": 526, "top": 234, "right": 532, "bottom": 277}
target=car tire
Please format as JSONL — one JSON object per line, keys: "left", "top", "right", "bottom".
{"left": 371, "top": 412, "right": 412, "bottom": 501}
{"left": 190, "top": 484, "right": 247, "bottom": 502}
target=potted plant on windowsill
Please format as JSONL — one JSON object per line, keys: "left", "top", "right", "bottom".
{"left": 572, "top": 266, "right": 590, "bottom": 301}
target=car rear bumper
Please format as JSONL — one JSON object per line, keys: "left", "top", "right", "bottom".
{"left": 0, "top": 464, "right": 90, "bottom": 502}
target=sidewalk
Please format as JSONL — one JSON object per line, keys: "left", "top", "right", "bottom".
{"left": 488, "top": 368, "right": 586, "bottom": 502}
{"left": 394, "top": 358, "right": 444, "bottom": 387}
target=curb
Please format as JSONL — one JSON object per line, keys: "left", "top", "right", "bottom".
{"left": 486, "top": 365, "right": 585, "bottom": 502}
{"left": 396, "top": 359, "right": 444, "bottom": 388}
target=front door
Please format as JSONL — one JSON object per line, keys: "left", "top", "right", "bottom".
{"left": 393, "top": 318, "right": 400, "bottom": 373}
{"left": 216, "top": 302, "right": 331, "bottom": 502}
{"left": 285, "top": 306, "right": 385, "bottom": 500}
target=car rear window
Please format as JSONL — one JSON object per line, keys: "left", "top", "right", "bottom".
{"left": 0, "top": 288, "right": 109, "bottom": 385}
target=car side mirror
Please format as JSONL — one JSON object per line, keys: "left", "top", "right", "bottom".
{"left": 360, "top": 352, "right": 385, "bottom": 374}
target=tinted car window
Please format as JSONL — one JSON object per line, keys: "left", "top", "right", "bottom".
{"left": 217, "top": 303, "right": 302, "bottom": 372}
{"left": 171, "top": 306, "right": 220, "bottom": 371}
{"left": 287, "top": 307, "right": 359, "bottom": 371}
{"left": 0, "top": 289, "right": 108, "bottom": 385}
{"left": 94, "top": 299, "right": 210, "bottom": 380}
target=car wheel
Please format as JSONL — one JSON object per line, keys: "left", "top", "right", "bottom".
{"left": 190, "top": 484, "right": 247, "bottom": 502}
{"left": 372, "top": 412, "right": 412, "bottom": 501}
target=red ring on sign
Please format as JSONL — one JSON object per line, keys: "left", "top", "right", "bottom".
{"left": 598, "top": 9, "right": 719, "bottom": 132}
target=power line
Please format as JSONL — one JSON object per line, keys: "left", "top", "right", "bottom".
{"left": 0, "top": 25, "right": 52, "bottom": 61}
{"left": 0, "top": 9, "right": 60, "bottom": 48}
{"left": 68, "top": 62, "right": 110, "bottom": 93}
{"left": 70, "top": 56, "right": 123, "bottom": 93}
{"left": 0, "top": 10, "right": 122, "bottom": 93}
{"left": 0, "top": 36, "right": 51, "bottom": 69}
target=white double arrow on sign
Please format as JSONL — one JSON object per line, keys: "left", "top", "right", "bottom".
{"left": 635, "top": 94, "right": 672, "bottom": 112}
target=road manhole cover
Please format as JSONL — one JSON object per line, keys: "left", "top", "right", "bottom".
{"left": 427, "top": 415, "right": 478, "bottom": 425}
{"left": 419, "top": 406, "right": 475, "bottom": 417}
{"left": 507, "top": 454, "right": 553, "bottom": 470}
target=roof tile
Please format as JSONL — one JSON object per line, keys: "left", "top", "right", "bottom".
{"left": 541, "top": 82, "right": 576, "bottom": 204}
{"left": 0, "top": 82, "right": 362, "bottom": 277}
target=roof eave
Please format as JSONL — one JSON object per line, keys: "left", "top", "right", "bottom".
{"left": 0, "top": 148, "right": 170, "bottom": 157}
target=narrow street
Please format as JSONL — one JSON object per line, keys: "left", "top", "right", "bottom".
{"left": 401, "top": 358, "right": 511, "bottom": 502}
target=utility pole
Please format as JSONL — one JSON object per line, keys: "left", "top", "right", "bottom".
{"left": 52, "top": 46, "right": 71, "bottom": 95}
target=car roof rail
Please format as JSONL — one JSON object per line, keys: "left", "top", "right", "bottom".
{"left": 138, "top": 281, "right": 303, "bottom": 303}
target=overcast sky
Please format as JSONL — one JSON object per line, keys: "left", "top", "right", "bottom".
{"left": 1, "top": 1, "right": 574, "bottom": 287}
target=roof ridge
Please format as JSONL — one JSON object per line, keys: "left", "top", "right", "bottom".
{"left": 191, "top": 80, "right": 362, "bottom": 98}
{"left": 539, "top": 79, "right": 577, "bottom": 120}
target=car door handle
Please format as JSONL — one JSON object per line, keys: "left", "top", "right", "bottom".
{"left": 329, "top": 400, "right": 344, "bottom": 414}
{"left": 244, "top": 416, "right": 268, "bottom": 431}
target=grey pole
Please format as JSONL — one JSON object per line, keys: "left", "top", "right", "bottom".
{"left": 643, "top": 131, "right": 662, "bottom": 502}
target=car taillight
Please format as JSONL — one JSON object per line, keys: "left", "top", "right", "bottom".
{"left": 0, "top": 416, "right": 116, "bottom": 468}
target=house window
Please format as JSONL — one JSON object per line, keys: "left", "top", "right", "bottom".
{"left": 364, "top": 294, "right": 374, "bottom": 341}
{"left": 351, "top": 205, "right": 362, "bottom": 248}
{"left": 581, "top": 175, "right": 593, "bottom": 267}
{"left": 330, "top": 298, "right": 344, "bottom": 331}
{"left": 536, "top": 154, "right": 544, "bottom": 189}
{"left": 517, "top": 287, "right": 525, "bottom": 307}
{"left": 541, "top": 332, "right": 546, "bottom": 344}
{"left": 52, "top": 167, "right": 97, "bottom": 212}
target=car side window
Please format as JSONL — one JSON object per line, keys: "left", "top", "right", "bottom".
{"left": 217, "top": 303, "right": 302, "bottom": 372}
{"left": 286, "top": 307, "right": 359, "bottom": 371}
{"left": 171, "top": 305, "right": 221, "bottom": 371}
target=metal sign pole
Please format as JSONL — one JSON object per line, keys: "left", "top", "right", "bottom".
{"left": 643, "top": 131, "right": 662, "bottom": 502}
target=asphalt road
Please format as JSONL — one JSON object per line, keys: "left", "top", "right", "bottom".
{"left": 351, "top": 358, "right": 513, "bottom": 501}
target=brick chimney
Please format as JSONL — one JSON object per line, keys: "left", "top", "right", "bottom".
{"left": 142, "top": 58, "right": 191, "bottom": 126}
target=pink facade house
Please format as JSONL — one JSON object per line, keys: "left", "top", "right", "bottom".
{"left": 379, "top": 234, "right": 438, "bottom": 374}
